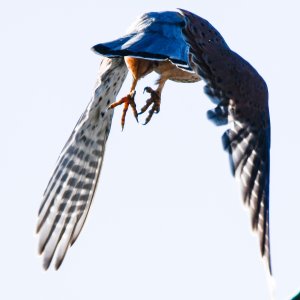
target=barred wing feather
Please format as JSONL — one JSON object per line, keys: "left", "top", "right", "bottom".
{"left": 180, "top": 9, "right": 272, "bottom": 273}
{"left": 36, "top": 57, "right": 128, "bottom": 269}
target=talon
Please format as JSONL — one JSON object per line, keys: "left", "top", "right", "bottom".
{"left": 108, "top": 91, "right": 138, "bottom": 129}
{"left": 143, "top": 106, "right": 156, "bottom": 125}
{"left": 138, "top": 99, "right": 152, "bottom": 115}
{"left": 143, "top": 86, "right": 153, "bottom": 94}
{"left": 121, "top": 100, "right": 130, "bottom": 130}
{"left": 139, "top": 87, "right": 161, "bottom": 124}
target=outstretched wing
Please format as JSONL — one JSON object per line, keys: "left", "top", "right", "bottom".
{"left": 179, "top": 9, "right": 271, "bottom": 273}
{"left": 36, "top": 57, "right": 128, "bottom": 270}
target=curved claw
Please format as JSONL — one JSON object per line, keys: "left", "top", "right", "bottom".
{"left": 139, "top": 87, "right": 161, "bottom": 125}
{"left": 143, "top": 86, "right": 153, "bottom": 94}
{"left": 138, "top": 99, "right": 153, "bottom": 115}
{"left": 143, "top": 109, "right": 155, "bottom": 125}
{"left": 108, "top": 91, "right": 138, "bottom": 130}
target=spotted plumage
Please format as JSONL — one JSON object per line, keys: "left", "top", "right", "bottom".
{"left": 37, "top": 9, "right": 271, "bottom": 274}
{"left": 179, "top": 9, "right": 271, "bottom": 273}
{"left": 37, "top": 58, "right": 127, "bottom": 269}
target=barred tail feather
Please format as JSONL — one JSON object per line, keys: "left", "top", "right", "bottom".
{"left": 37, "top": 57, "right": 128, "bottom": 269}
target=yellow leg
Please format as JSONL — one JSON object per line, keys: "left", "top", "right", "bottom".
{"left": 108, "top": 77, "right": 138, "bottom": 130}
{"left": 108, "top": 57, "right": 156, "bottom": 129}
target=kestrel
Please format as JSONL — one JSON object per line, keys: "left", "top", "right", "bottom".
{"left": 36, "top": 9, "right": 271, "bottom": 274}
{"left": 92, "top": 11, "right": 200, "bottom": 128}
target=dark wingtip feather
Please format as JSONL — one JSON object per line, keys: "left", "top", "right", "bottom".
{"left": 54, "top": 258, "right": 63, "bottom": 270}
{"left": 43, "top": 257, "right": 52, "bottom": 270}
{"left": 38, "top": 245, "right": 43, "bottom": 255}
{"left": 38, "top": 238, "right": 47, "bottom": 256}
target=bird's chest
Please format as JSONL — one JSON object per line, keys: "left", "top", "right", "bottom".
{"left": 154, "top": 60, "right": 200, "bottom": 83}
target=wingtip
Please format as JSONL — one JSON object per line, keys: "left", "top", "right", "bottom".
{"left": 38, "top": 237, "right": 46, "bottom": 256}
{"left": 263, "top": 252, "right": 273, "bottom": 277}
{"left": 38, "top": 246, "right": 43, "bottom": 256}
{"left": 54, "top": 258, "right": 63, "bottom": 270}
{"left": 42, "top": 257, "right": 51, "bottom": 271}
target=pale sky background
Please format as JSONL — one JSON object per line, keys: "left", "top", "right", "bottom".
{"left": 1, "top": 1, "right": 299, "bottom": 299}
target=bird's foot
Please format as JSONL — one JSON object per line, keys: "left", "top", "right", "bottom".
{"left": 108, "top": 91, "right": 138, "bottom": 130}
{"left": 139, "top": 87, "right": 161, "bottom": 125}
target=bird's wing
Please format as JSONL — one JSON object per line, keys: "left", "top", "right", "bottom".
{"left": 36, "top": 57, "right": 128, "bottom": 270}
{"left": 92, "top": 11, "right": 192, "bottom": 70}
{"left": 179, "top": 9, "right": 272, "bottom": 273}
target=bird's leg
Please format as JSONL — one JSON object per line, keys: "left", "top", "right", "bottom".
{"left": 140, "top": 87, "right": 161, "bottom": 124}
{"left": 139, "top": 76, "right": 168, "bottom": 125}
{"left": 108, "top": 77, "right": 138, "bottom": 130}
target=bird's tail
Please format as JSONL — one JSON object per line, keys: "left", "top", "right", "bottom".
{"left": 36, "top": 57, "right": 128, "bottom": 270}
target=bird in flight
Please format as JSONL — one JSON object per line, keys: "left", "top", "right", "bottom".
{"left": 92, "top": 11, "right": 201, "bottom": 128}
{"left": 36, "top": 9, "right": 271, "bottom": 275}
